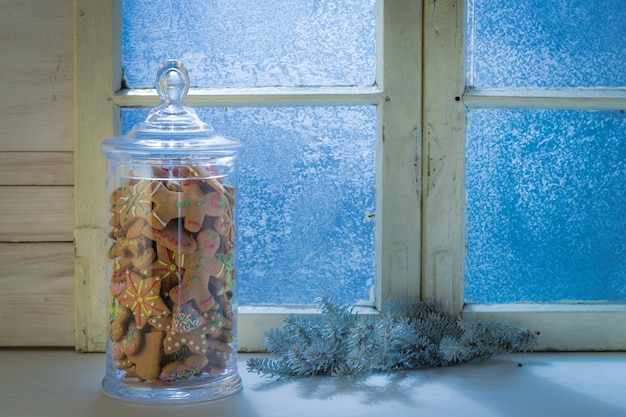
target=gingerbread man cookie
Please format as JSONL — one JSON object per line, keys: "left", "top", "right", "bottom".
{"left": 148, "top": 180, "right": 229, "bottom": 232}
{"left": 178, "top": 228, "right": 224, "bottom": 278}
{"left": 169, "top": 281, "right": 215, "bottom": 314}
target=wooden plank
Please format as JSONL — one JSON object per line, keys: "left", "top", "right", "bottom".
{"left": 2, "top": 0, "right": 72, "bottom": 16}
{"left": 0, "top": 0, "right": 73, "bottom": 152}
{"left": 374, "top": 0, "right": 423, "bottom": 310}
{"left": 0, "top": 242, "right": 74, "bottom": 346}
{"left": 74, "top": 0, "right": 119, "bottom": 352}
{"left": 116, "top": 85, "right": 384, "bottom": 107}
{"left": 464, "top": 87, "right": 626, "bottom": 110}
{"left": 467, "top": 304, "right": 626, "bottom": 351}
{"left": 0, "top": 152, "right": 74, "bottom": 186}
{"left": 421, "top": 0, "right": 467, "bottom": 315}
{"left": 0, "top": 186, "right": 74, "bottom": 242}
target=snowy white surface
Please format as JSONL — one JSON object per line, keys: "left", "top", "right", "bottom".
{"left": 2, "top": 350, "right": 626, "bottom": 417}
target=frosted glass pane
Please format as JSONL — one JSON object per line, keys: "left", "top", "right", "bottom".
{"left": 465, "top": 109, "right": 626, "bottom": 303}
{"left": 467, "top": 0, "right": 626, "bottom": 87}
{"left": 121, "top": 106, "right": 376, "bottom": 306}
{"left": 122, "top": 0, "right": 376, "bottom": 88}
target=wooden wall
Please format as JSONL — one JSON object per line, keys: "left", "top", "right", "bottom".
{"left": 0, "top": 0, "right": 74, "bottom": 346}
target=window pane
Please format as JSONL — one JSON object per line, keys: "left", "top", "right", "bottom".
{"left": 467, "top": 0, "right": 626, "bottom": 88}
{"left": 122, "top": 0, "right": 376, "bottom": 88}
{"left": 465, "top": 109, "right": 626, "bottom": 303}
{"left": 121, "top": 106, "right": 376, "bottom": 306}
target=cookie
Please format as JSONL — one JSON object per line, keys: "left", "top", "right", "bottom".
{"left": 203, "top": 338, "right": 232, "bottom": 374}
{"left": 213, "top": 206, "right": 236, "bottom": 255}
{"left": 163, "top": 323, "right": 210, "bottom": 356}
{"left": 116, "top": 271, "right": 171, "bottom": 329}
{"left": 170, "top": 229, "right": 225, "bottom": 312}
{"left": 213, "top": 211, "right": 234, "bottom": 237}
{"left": 108, "top": 235, "right": 155, "bottom": 271}
{"left": 138, "top": 244, "right": 182, "bottom": 295}
{"left": 106, "top": 163, "right": 239, "bottom": 385}
{"left": 110, "top": 259, "right": 130, "bottom": 284}
{"left": 148, "top": 180, "right": 229, "bottom": 232}
{"left": 217, "top": 329, "right": 234, "bottom": 343}
{"left": 159, "top": 354, "right": 209, "bottom": 382}
{"left": 172, "top": 273, "right": 215, "bottom": 313}
{"left": 147, "top": 314, "right": 173, "bottom": 333}
{"left": 126, "top": 330, "right": 164, "bottom": 381}
{"left": 178, "top": 229, "right": 224, "bottom": 276}
{"left": 170, "top": 165, "right": 227, "bottom": 196}
{"left": 108, "top": 297, "right": 131, "bottom": 342}
{"left": 169, "top": 281, "right": 215, "bottom": 315}
{"left": 215, "top": 250, "right": 236, "bottom": 293}
{"left": 203, "top": 310, "right": 230, "bottom": 338}
{"left": 109, "top": 178, "right": 153, "bottom": 236}
{"left": 111, "top": 322, "right": 143, "bottom": 360}
{"left": 171, "top": 302, "right": 207, "bottom": 334}
{"left": 141, "top": 221, "right": 197, "bottom": 254}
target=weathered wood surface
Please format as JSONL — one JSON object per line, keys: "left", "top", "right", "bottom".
{"left": 0, "top": 243, "right": 74, "bottom": 346}
{"left": 0, "top": 152, "right": 74, "bottom": 186}
{"left": 0, "top": 186, "right": 74, "bottom": 242}
{"left": 0, "top": 0, "right": 75, "bottom": 346}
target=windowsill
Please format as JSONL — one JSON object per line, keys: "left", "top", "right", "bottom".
{"left": 1, "top": 350, "right": 625, "bottom": 416}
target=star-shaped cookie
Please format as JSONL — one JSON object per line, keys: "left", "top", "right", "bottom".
{"left": 116, "top": 272, "right": 170, "bottom": 329}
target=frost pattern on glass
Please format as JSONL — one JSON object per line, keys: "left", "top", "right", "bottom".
{"left": 121, "top": 106, "right": 376, "bottom": 306}
{"left": 467, "top": 0, "right": 626, "bottom": 87}
{"left": 465, "top": 109, "right": 626, "bottom": 303}
{"left": 122, "top": 0, "right": 376, "bottom": 88}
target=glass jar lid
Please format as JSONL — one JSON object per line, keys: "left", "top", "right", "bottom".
{"left": 101, "top": 60, "right": 243, "bottom": 161}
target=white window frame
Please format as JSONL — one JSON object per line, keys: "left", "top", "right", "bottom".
{"left": 421, "top": 0, "right": 626, "bottom": 350}
{"left": 74, "top": 0, "right": 422, "bottom": 352}
{"left": 75, "top": 0, "right": 626, "bottom": 353}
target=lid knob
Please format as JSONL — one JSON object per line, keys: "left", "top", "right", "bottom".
{"left": 156, "top": 60, "right": 189, "bottom": 106}
{"left": 136, "top": 60, "right": 210, "bottom": 133}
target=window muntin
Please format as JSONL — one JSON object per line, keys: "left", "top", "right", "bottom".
{"left": 465, "top": 108, "right": 626, "bottom": 303}
{"left": 122, "top": 0, "right": 377, "bottom": 88}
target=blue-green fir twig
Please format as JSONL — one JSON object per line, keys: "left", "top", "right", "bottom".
{"left": 246, "top": 295, "right": 538, "bottom": 379}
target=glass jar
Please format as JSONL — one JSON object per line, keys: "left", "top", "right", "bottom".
{"left": 100, "top": 60, "right": 243, "bottom": 403}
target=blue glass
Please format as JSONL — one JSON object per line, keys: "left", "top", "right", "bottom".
{"left": 122, "top": 0, "right": 376, "bottom": 88}
{"left": 122, "top": 106, "right": 376, "bottom": 306}
{"left": 465, "top": 109, "right": 626, "bottom": 303}
{"left": 467, "top": 0, "right": 626, "bottom": 87}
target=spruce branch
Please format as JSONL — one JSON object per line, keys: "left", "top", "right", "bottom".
{"left": 246, "top": 295, "right": 538, "bottom": 379}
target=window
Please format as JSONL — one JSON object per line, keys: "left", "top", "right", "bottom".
{"left": 75, "top": 0, "right": 421, "bottom": 352}
{"left": 76, "top": 0, "right": 625, "bottom": 353}
{"left": 464, "top": 0, "right": 626, "bottom": 306}
{"left": 122, "top": 1, "right": 379, "bottom": 308}
{"left": 421, "top": 0, "right": 626, "bottom": 350}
